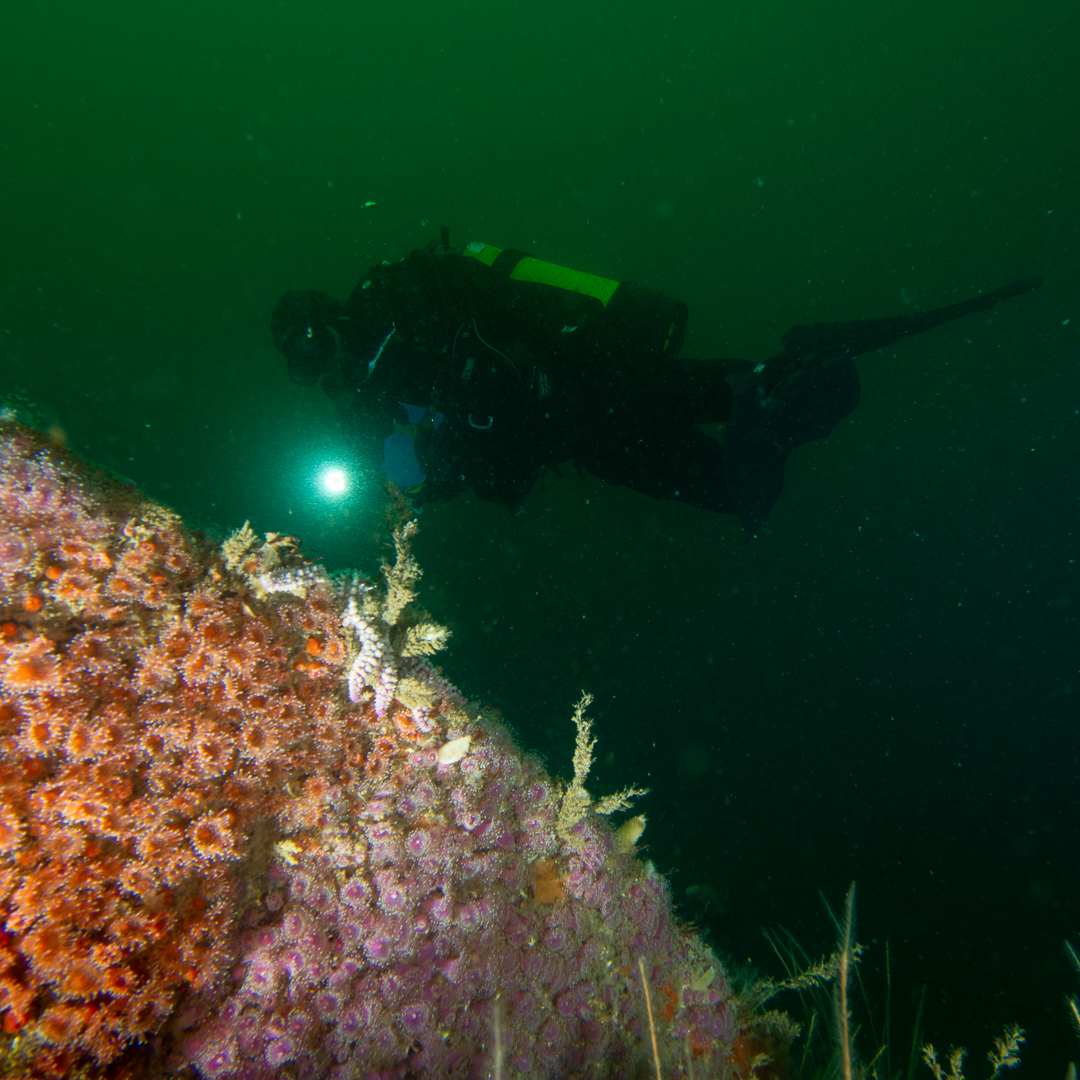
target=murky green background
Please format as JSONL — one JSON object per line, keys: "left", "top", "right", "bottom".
{"left": 2, "top": 0, "right": 1078, "bottom": 1072}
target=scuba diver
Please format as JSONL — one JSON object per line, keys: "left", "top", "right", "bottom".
{"left": 271, "top": 228, "right": 1041, "bottom": 534}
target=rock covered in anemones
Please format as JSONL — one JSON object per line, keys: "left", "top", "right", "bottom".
{"left": 0, "top": 419, "right": 747, "bottom": 1080}
{"left": 171, "top": 708, "right": 736, "bottom": 1079}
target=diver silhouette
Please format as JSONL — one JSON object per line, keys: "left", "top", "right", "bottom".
{"left": 271, "top": 232, "right": 1041, "bottom": 533}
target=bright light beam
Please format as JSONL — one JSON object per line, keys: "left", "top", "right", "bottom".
{"left": 319, "top": 467, "right": 348, "bottom": 496}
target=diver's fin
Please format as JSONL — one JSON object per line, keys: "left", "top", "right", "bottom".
{"left": 984, "top": 276, "right": 1043, "bottom": 303}
{"left": 773, "top": 276, "right": 1043, "bottom": 378}
{"left": 724, "top": 358, "right": 860, "bottom": 537}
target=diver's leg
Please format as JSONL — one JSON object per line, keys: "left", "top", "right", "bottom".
{"left": 571, "top": 419, "right": 735, "bottom": 514}
{"left": 588, "top": 356, "right": 856, "bottom": 525}
{"left": 663, "top": 358, "right": 757, "bottom": 424}
{"left": 724, "top": 357, "right": 861, "bottom": 536}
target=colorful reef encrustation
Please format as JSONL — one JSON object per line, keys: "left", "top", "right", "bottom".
{"left": 0, "top": 418, "right": 759, "bottom": 1079}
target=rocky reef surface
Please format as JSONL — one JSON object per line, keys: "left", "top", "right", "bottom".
{"left": 0, "top": 420, "right": 752, "bottom": 1079}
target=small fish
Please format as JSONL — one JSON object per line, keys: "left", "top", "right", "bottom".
{"left": 362, "top": 200, "right": 377, "bottom": 208}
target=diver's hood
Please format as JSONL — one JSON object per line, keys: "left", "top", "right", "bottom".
{"left": 270, "top": 290, "right": 346, "bottom": 386}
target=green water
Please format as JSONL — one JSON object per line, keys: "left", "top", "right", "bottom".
{"left": 2, "top": 0, "right": 1078, "bottom": 1074}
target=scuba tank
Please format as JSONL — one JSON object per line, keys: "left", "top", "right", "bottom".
{"left": 460, "top": 240, "right": 689, "bottom": 365}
